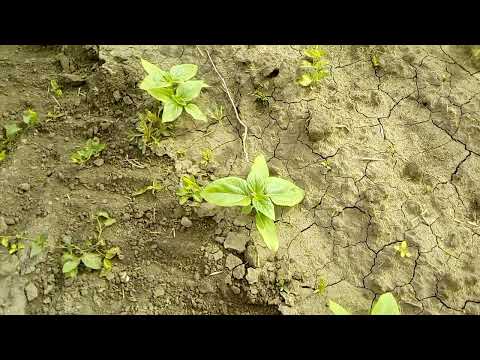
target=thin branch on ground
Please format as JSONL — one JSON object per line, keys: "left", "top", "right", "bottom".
{"left": 197, "top": 46, "right": 249, "bottom": 162}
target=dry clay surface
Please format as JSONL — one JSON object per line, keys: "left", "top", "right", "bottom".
{"left": 1, "top": 45, "right": 480, "bottom": 314}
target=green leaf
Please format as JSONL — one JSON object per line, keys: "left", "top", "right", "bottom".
{"left": 255, "top": 212, "right": 278, "bottom": 252}
{"left": 146, "top": 87, "right": 174, "bottom": 103}
{"left": 30, "top": 242, "right": 42, "bottom": 258}
{"left": 169, "top": 64, "right": 198, "bottom": 82}
{"left": 241, "top": 205, "right": 253, "bottom": 215}
{"left": 140, "top": 75, "right": 171, "bottom": 90}
{"left": 176, "top": 80, "right": 207, "bottom": 102}
{"left": 265, "top": 177, "right": 305, "bottom": 207}
{"left": 370, "top": 293, "right": 401, "bottom": 315}
{"left": 65, "top": 268, "right": 78, "bottom": 278}
{"left": 81, "top": 253, "right": 103, "bottom": 270}
{"left": 328, "top": 300, "right": 351, "bottom": 315}
{"left": 304, "top": 46, "right": 326, "bottom": 59}
{"left": 185, "top": 103, "right": 207, "bottom": 122}
{"left": 201, "top": 177, "right": 251, "bottom": 207}
{"left": 105, "top": 246, "right": 121, "bottom": 260}
{"left": 0, "top": 236, "right": 9, "bottom": 248}
{"left": 141, "top": 58, "right": 164, "bottom": 76}
{"left": 103, "top": 258, "right": 112, "bottom": 271}
{"left": 162, "top": 101, "right": 183, "bottom": 123}
{"left": 252, "top": 196, "right": 275, "bottom": 220}
{"left": 0, "top": 150, "right": 6, "bottom": 162}
{"left": 247, "top": 155, "right": 269, "bottom": 194}
{"left": 103, "top": 218, "right": 116, "bottom": 227}
{"left": 4, "top": 123, "right": 21, "bottom": 138}
{"left": 23, "top": 109, "right": 39, "bottom": 127}
{"left": 62, "top": 257, "right": 80, "bottom": 273}
{"left": 297, "top": 74, "right": 312, "bottom": 87}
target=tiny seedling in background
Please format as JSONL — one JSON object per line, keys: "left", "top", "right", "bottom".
{"left": 0, "top": 233, "right": 46, "bottom": 257}
{"left": 394, "top": 241, "right": 412, "bottom": 258}
{"left": 70, "top": 138, "right": 106, "bottom": 165}
{"left": 139, "top": 59, "right": 209, "bottom": 123}
{"left": 176, "top": 175, "right": 203, "bottom": 205}
{"left": 22, "top": 109, "right": 39, "bottom": 128}
{"left": 297, "top": 46, "right": 329, "bottom": 87}
{"left": 62, "top": 211, "right": 120, "bottom": 279}
{"left": 201, "top": 148, "right": 213, "bottom": 166}
{"left": 371, "top": 54, "right": 381, "bottom": 69}
{"left": 313, "top": 278, "right": 328, "bottom": 295}
{"left": 328, "top": 292, "right": 401, "bottom": 315}
{"left": 320, "top": 159, "right": 332, "bottom": 171}
{"left": 208, "top": 104, "right": 224, "bottom": 123}
{"left": 50, "top": 79, "right": 63, "bottom": 97}
{"left": 133, "top": 180, "right": 162, "bottom": 197}
{"left": 201, "top": 154, "right": 305, "bottom": 252}
{"left": 252, "top": 89, "right": 270, "bottom": 106}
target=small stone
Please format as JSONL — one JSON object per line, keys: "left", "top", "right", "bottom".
{"left": 212, "top": 250, "right": 223, "bottom": 262}
{"left": 223, "top": 232, "right": 248, "bottom": 253}
{"left": 24, "top": 282, "right": 38, "bottom": 302}
{"left": 113, "top": 90, "right": 122, "bottom": 102}
{"left": 181, "top": 217, "right": 193, "bottom": 227}
{"left": 245, "top": 245, "right": 260, "bottom": 268}
{"left": 194, "top": 272, "right": 201, "bottom": 281}
{"left": 245, "top": 268, "right": 259, "bottom": 284}
{"left": 194, "top": 202, "right": 217, "bottom": 218}
{"left": 93, "top": 158, "right": 104, "bottom": 167}
{"left": 18, "top": 183, "right": 31, "bottom": 192}
{"left": 60, "top": 73, "right": 86, "bottom": 87}
{"left": 198, "top": 281, "right": 216, "bottom": 294}
{"left": 225, "top": 254, "right": 243, "bottom": 270}
{"left": 214, "top": 236, "right": 225, "bottom": 244}
{"left": 232, "top": 264, "right": 246, "bottom": 280}
{"left": 122, "top": 213, "right": 131, "bottom": 221}
{"left": 123, "top": 96, "right": 133, "bottom": 105}
{"left": 231, "top": 285, "right": 241, "bottom": 295}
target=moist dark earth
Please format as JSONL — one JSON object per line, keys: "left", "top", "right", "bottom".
{"left": 1, "top": 45, "right": 480, "bottom": 315}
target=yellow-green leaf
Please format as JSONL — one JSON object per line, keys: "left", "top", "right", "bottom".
{"left": 255, "top": 212, "right": 278, "bottom": 252}
{"left": 328, "top": 300, "right": 351, "bottom": 315}
{"left": 81, "top": 253, "right": 103, "bottom": 270}
{"left": 370, "top": 293, "right": 401, "bottom": 315}
{"left": 265, "top": 177, "right": 305, "bottom": 207}
{"left": 185, "top": 103, "right": 207, "bottom": 122}
{"left": 169, "top": 64, "right": 198, "bottom": 82}
{"left": 201, "top": 177, "right": 251, "bottom": 207}
{"left": 162, "top": 101, "right": 183, "bottom": 123}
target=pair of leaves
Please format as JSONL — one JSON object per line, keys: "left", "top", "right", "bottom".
{"left": 394, "top": 241, "right": 411, "bottom": 258}
{"left": 328, "top": 293, "right": 401, "bottom": 315}
{"left": 133, "top": 180, "right": 162, "bottom": 196}
{"left": 140, "top": 59, "right": 198, "bottom": 89}
{"left": 22, "top": 109, "right": 39, "bottom": 127}
{"left": 139, "top": 59, "right": 208, "bottom": 123}
{"left": 62, "top": 252, "right": 103, "bottom": 275}
{"left": 70, "top": 138, "right": 106, "bottom": 164}
{"left": 148, "top": 82, "right": 208, "bottom": 123}
{"left": 96, "top": 211, "right": 116, "bottom": 228}
{"left": 201, "top": 155, "right": 304, "bottom": 252}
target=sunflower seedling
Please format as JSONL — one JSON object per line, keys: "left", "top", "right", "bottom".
{"left": 139, "top": 59, "right": 209, "bottom": 123}
{"left": 176, "top": 175, "right": 203, "bottom": 205}
{"left": 201, "top": 154, "right": 305, "bottom": 252}
{"left": 297, "top": 46, "right": 329, "bottom": 87}
{"left": 328, "top": 292, "right": 401, "bottom": 315}
{"left": 70, "top": 138, "right": 106, "bottom": 165}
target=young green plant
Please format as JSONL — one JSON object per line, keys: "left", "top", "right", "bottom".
{"left": 70, "top": 138, "right": 106, "bottom": 165}
{"left": 297, "top": 46, "right": 329, "bottom": 87}
{"left": 133, "top": 180, "right": 162, "bottom": 197}
{"left": 139, "top": 59, "right": 209, "bottom": 123}
{"left": 328, "top": 292, "right": 401, "bottom": 315}
{"left": 176, "top": 175, "right": 203, "bottom": 205}
{"left": 201, "top": 154, "right": 305, "bottom": 251}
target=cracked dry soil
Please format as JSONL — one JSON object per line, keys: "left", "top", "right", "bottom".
{"left": 1, "top": 45, "right": 480, "bottom": 315}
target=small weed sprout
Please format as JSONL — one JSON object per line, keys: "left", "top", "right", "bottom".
{"left": 129, "top": 110, "right": 173, "bottom": 154}
{"left": 50, "top": 79, "right": 63, "bottom": 97}
{"left": 133, "top": 180, "right": 162, "bottom": 197}
{"left": 252, "top": 88, "right": 270, "bottom": 106}
{"left": 207, "top": 104, "right": 224, "bottom": 123}
{"left": 320, "top": 159, "right": 332, "bottom": 171}
{"left": 1, "top": 233, "right": 47, "bottom": 257}
{"left": 70, "top": 138, "right": 106, "bottom": 165}
{"left": 201, "top": 154, "right": 305, "bottom": 251}
{"left": 62, "top": 211, "right": 120, "bottom": 279}
{"left": 371, "top": 53, "right": 381, "bottom": 69}
{"left": 201, "top": 148, "right": 213, "bottom": 166}
{"left": 297, "top": 46, "right": 329, "bottom": 87}
{"left": 139, "top": 59, "right": 209, "bottom": 123}
{"left": 394, "top": 241, "right": 412, "bottom": 258}
{"left": 176, "top": 175, "right": 203, "bottom": 205}
{"left": 328, "top": 292, "right": 401, "bottom": 315}
{"left": 1, "top": 109, "right": 40, "bottom": 162}
{"left": 313, "top": 278, "right": 327, "bottom": 295}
